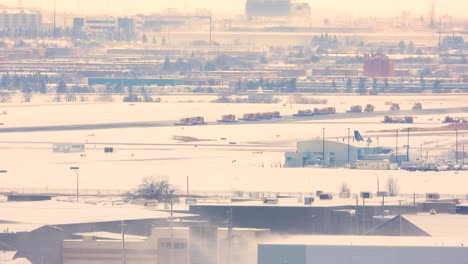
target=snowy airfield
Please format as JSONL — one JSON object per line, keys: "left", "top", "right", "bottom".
{"left": 0, "top": 94, "right": 467, "bottom": 198}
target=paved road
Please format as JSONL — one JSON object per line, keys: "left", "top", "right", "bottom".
{"left": 0, "top": 107, "right": 466, "bottom": 133}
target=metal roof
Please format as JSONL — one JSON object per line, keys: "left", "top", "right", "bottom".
{"left": 0, "top": 200, "right": 196, "bottom": 226}
{"left": 403, "top": 214, "right": 468, "bottom": 239}
{"left": 261, "top": 235, "right": 468, "bottom": 247}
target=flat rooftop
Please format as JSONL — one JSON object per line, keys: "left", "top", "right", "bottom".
{"left": 261, "top": 235, "right": 468, "bottom": 247}
{"left": 193, "top": 196, "right": 423, "bottom": 208}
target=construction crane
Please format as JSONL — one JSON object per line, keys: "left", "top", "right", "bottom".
{"left": 18, "top": 0, "right": 23, "bottom": 9}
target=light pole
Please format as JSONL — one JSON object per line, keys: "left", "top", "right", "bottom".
{"left": 395, "top": 129, "right": 399, "bottom": 165}
{"left": 376, "top": 176, "right": 380, "bottom": 193}
{"left": 0, "top": 170, "right": 6, "bottom": 194}
{"left": 70, "top": 167, "right": 79, "bottom": 203}
{"left": 322, "top": 128, "right": 326, "bottom": 166}
{"left": 121, "top": 220, "right": 127, "bottom": 264}
{"left": 53, "top": 0, "right": 56, "bottom": 39}
{"left": 407, "top": 128, "right": 410, "bottom": 162}
{"left": 455, "top": 129, "right": 459, "bottom": 164}
{"left": 347, "top": 128, "right": 350, "bottom": 167}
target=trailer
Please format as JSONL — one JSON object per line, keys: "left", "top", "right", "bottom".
{"left": 443, "top": 116, "right": 468, "bottom": 123}
{"left": 240, "top": 113, "right": 260, "bottom": 121}
{"left": 314, "top": 107, "right": 336, "bottom": 115}
{"left": 175, "top": 116, "right": 206, "bottom": 126}
{"left": 217, "top": 114, "right": 237, "bottom": 123}
{"left": 347, "top": 105, "right": 362, "bottom": 113}
{"left": 293, "top": 109, "right": 314, "bottom": 117}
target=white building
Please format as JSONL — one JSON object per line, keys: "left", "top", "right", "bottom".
{"left": 0, "top": 8, "right": 42, "bottom": 33}
{"left": 259, "top": 235, "right": 468, "bottom": 264}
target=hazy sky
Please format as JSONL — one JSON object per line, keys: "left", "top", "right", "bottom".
{"left": 3, "top": 0, "right": 468, "bottom": 17}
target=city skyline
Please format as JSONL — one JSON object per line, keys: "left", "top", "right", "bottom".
{"left": 1, "top": 0, "right": 467, "bottom": 17}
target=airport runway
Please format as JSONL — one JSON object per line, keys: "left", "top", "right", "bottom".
{"left": 0, "top": 106, "right": 466, "bottom": 133}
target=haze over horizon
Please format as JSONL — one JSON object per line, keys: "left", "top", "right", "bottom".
{"left": 1, "top": 0, "right": 467, "bottom": 18}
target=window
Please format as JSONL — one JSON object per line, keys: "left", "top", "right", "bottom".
{"left": 174, "top": 242, "right": 187, "bottom": 249}
{"left": 158, "top": 239, "right": 172, "bottom": 249}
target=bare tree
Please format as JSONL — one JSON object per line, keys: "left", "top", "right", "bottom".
{"left": 136, "top": 176, "right": 175, "bottom": 201}
{"left": 386, "top": 176, "right": 399, "bottom": 197}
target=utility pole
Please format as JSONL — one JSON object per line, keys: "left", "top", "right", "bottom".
{"left": 407, "top": 128, "right": 410, "bottom": 162}
{"left": 227, "top": 208, "right": 233, "bottom": 264}
{"left": 322, "top": 128, "right": 326, "bottom": 166}
{"left": 69, "top": 167, "right": 79, "bottom": 203}
{"left": 186, "top": 175, "right": 189, "bottom": 198}
{"left": 347, "top": 128, "right": 350, "bottom": 167}
{"left": 455, "top": 129, "right": 459, "bottom": 163}
{"left": 209, "top": 9, "right": 212, "bottom": 45}
{"left": 362, "top": 196, "right": 366, "bottom": 234}
{"left": 53, "top": 0, "right": 56, "bottom": 39}
{"left": 121, "top": 220, "right": 126, "bottom": 264}
{"left": 463, "top": 145, "right": 465, "bottom": 165}
{"left": 396, "top": 129, "right": 399, "bottom": 164}
{"left": 377, "top": 176, "right": 380, "bottom": 193}
{"left": 169, "top": 190, "right": 175, "bottom": 264}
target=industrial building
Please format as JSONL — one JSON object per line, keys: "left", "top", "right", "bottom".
{"left": 0, "top": 8, "right": 42, "bottom": 33}
{"left": 258, "top": 212, "right": 468, "bottom": 264}
{"left": 63, "top": 226, "right": 269, "bottom": 264}
{"left": 285, "top": 140, "right": 405, "bottom": 168}
{"left": 246, "top": 0, "right": 291, "bottom": 17}
{"left": 72, "top": 16, "right": 140, "bottom": 38}
{"left": 258, "top": 236, "right": 468, "bottom": 264}
{"left": 0, "top": 199, "right": 196, "bottom": 264}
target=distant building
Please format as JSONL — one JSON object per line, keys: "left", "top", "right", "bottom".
{"left": 52, "top": 143, "right": 85, "bottom": 153}
{"left": 246, "top": 0, "right": 291, "bottom": 17}
{"left": 258, "top": 235, "right": 468, "bottom": 264}
{"left": 290, "top": 3, "right": 311, "bottom": 17}
{"left": 246, "top": 87, "right": 274, "bottom": 103}
{"left": 72, "top": 16, "right": 138, "bottom": 38}
{"left": 63, "top": 226, "right": 269, "bottom": 264}
{"left": 0, "top": 8, "right": 42, "bottom": 33}
{"left": 285, "top": 140, "right": 404, "bottom": 168}
{"left": 363, "top": 53, "right": 395, "bottom": 78}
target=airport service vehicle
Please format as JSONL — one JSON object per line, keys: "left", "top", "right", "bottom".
{"left": 412, "top": 102, "right": 422, "bottom": 110}
{"left": 293, "top": 109, "right": 314, "bottom": 117}
{"left": 313, "top": 107, "right": 336, "bottom": 115}
{"left": 443, "top": 116, "right": 468, "bottom": 123}
{"left": 383, "top": 116, "right": 414, "bottom": 123}
{"left": 217, "top": 114, "right": 237, "bottom": 123}
{"left": 390, "top": 103, "right": 400, "bottom": 111}
{"left": 175, "top": 116, "right": 206, "bottom": 126}
{"left": 364, "top": 104, "right": 375, "bottom": 112}
{"left": 347, "top": 105, "right": 363, "bottom": 113}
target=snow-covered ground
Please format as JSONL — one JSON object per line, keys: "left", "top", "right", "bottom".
{"left": 0, "top": 94, "right": 467, "bottom": 198}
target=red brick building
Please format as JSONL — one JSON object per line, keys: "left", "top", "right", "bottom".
{"left": 363, "top": 53, "right": 394, "bottom": 77}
